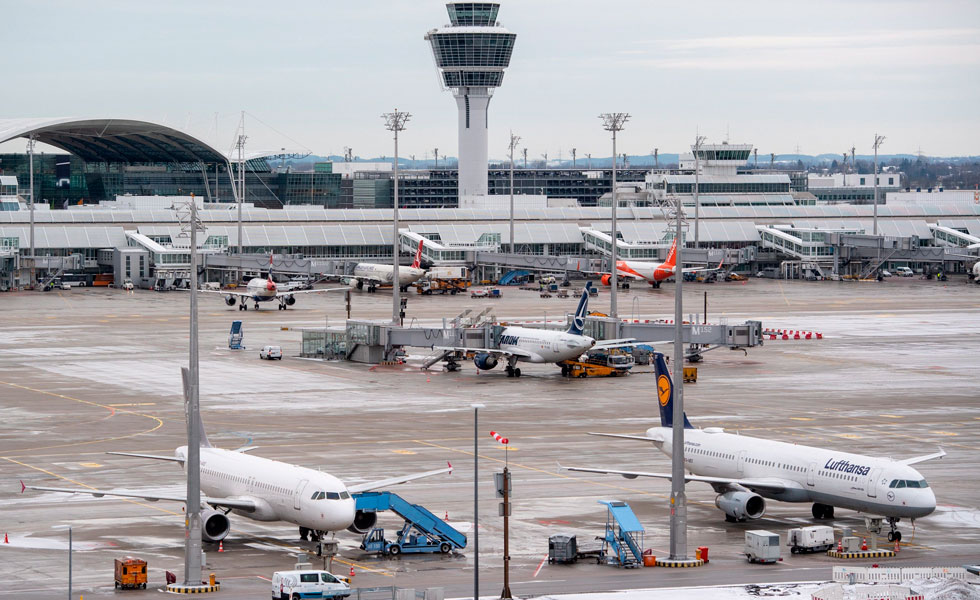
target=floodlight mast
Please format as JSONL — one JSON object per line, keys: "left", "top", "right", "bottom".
{"left": 873, "top": 134, "right": 885, "bottom": 236}
{"left": 508, "top": 131, "right": 521, "bottom": 254}
{"left": 27, "top": 135, "right": 35, "bottom": 289}
{"left": 670, "top": 147, "right": 690, "bottom": 562}
{"left": 599, "top": 113, "right": 630, "bottom": 319}
{"left": 383, "top": 109, "right": 411, "bottom": 326}
{"left": 692, "top": 136, "right": 706, "bottom": 247}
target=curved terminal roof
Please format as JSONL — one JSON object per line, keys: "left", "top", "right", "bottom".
{"left": 0, "top": 118, "right": 228, "bottom": 164}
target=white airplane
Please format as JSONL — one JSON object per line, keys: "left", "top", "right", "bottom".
{"left": 561, "top": 352, "right": 943, "bottom": 542}
{"left": 434, "top": 289, "right": 632, "bottom": 378}
{"left": 598, "top": 238, "right": 723, "bottom": 289}
{"left": 203, "top": 256, "right": 345, "bottom": 311}
{"left": 344, "top": 240, "right": 427, "bottom": 293}
{"left": 24, "top": 414, "right": 452, "bottom": 547}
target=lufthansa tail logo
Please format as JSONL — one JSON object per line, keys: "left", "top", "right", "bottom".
{"left": 657, "top": 375, "right": 671, "bottom": 407}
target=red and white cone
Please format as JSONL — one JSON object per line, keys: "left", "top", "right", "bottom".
{"left": 349, "top": 565, "right": 355, "bottom": 578}
{"left": 837, "top": 539, "right": 842, "bottom": 552}
{"left": 3, "top": 533, "right": 8, "bottom": 544}
{"left": 861, "top": 537, "right": 868, "bottom": 551}
{"left": 894, "top": 539, "right": 900, "bottom": 553}
{"left": 218, "top": 540, "right": 224, "bottom": 553}
{"left": 444, "top": 511, "right": 449, "bottom": 521}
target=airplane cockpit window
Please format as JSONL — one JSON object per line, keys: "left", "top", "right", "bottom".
{"left": 311, "top": 491, "right": 327, "bottom": 500}
{"left": 326, "top": 492, "right": 341, "bottom": 500}
{"left": 340, "top": 491, "right": 351, "bottom": 499}
{"left": 906, "top": 479, "right": 929, "bottom": 488}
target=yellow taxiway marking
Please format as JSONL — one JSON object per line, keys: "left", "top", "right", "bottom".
{"left": 108, "top": 403, "right": 157, "bottom": 407}
{"left": 0, "top": 380, "right": 164, "bottom": 453}
{"left": 931, "top": 431, "right": 958, "bottom": 436}
{"left": 236, "top": 534, "right": 394, "bottom": 577}
{"left": 390, "top": 449, "right": 416, "bottom": 455}
{"left": 880, "top": 414, "right": 904, "bottom": 419}
{"left": 495, "top": 446, "right": 519, "bottom": 451}
{"left": 835, "top": 433, "right": 862, "bottom": 439}
{"left": 79, "top": 462, "right": 103, "bottom": 468}
{"left": 45, "top": 315, "right": 57, "bottom": 319}
{"left": 789, "top": 417, "right": 813, "bottom": 421}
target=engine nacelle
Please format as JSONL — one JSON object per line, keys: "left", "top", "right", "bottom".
{"left": 715, "top": 491, "right": 766, "bottom": 521}
{"left": 224, "top": 295, "right": 237, "bottom": 306}
{"left": 474, "top": 352, "right": 498, "bottom": 370}
{"left": 201, "top": 508, "right": 231, "bottom": 542}
{"left": 600, "top": 274, "right": 612, "bottom": 286}
{"left": 284, "top": 295, "right": 296, "bottom": 306}
{"left": 346, "top": 509, "right": 378, "bottom": 535}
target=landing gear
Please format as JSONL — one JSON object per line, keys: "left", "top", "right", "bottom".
{"left": 812, "top": 503, "right": 835, "bottom": 520}
{"left": 886, "top": 517, "right": 903, "bottom": 542}
{"left": 560, "top": 365, "right": 569, "bottom": 377}
{"left": 652, "top": 281, "right": 661, "bottom": 289}
{"left": 622, "top": 282, "right": 630, "bottom": 289}
{"left": 367, "top": 285, "right": 377, "bottom": 294}
{"left": 254, "top": 301, "right": 260, "bottom": 310}
{"left": 445, "top": 359, "right": 460, "bottom": 372}
{"left": 504, "top": 363, "right": 522, "bottom": 378}
{"left": 299, "top": 526, "right": 310, "bottom": 541}
{"left": 239, "top": 299, "right": 248, "bottom": 311}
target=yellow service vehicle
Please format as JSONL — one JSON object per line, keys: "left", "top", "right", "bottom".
{"left": 114, "top": 557, "right": 147, "bottom": 589}
{"left": 559, "top": 348, "right": 634, "bottom": 378}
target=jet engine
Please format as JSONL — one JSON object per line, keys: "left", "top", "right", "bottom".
{"left": 201, "top": 508, "right": 231, "bottom": 542}
{"left": 346, "top": 509, "right": 378, "bottom": 535}
{"left": 474, "top": 353, "right": 498, "bottom": 370}
{"left": 600, "top": 274, "right": 612, "bottom": 286}
{"left": 284, "top": 295, "right": 296, "bottom": 306}
{"left": 715, "top": 491, "right": 766, "bottom": 522}
{"left": 224, "top": 295, "right": 237, "bottom": 306}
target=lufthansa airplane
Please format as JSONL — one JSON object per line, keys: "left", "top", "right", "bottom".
{"left": 435, "top": 289, "right": 631, "bottom": 377}
{"left": 24, "top": 413, "right": 451, "bottom": 548}
{"left": 561, "top": 353, "right": 943, "bottom": 542}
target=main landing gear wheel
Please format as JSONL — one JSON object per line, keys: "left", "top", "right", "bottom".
{"left": 560, "top": 365, "right": 569, "bottom": 377}
{"left": 505, "top": 366, "right": 514, "bottom": 377}
{"left": 254, "top": 302, "right": 260, "bottom": 310}
{"left": 514, "top": 367, "right": 521, "bottom": 378}
{"left": 299, "top": 526, "right": 310, "bottom": 541}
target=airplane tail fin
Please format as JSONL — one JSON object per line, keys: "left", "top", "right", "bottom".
{"left": 566, "top": 289, "right": 590, "bottom": 336}
{"left": 411, "top": 239, "right": 424, "bottom": 269}
{"left": 267, "top": 255, "right": 274, "bottom": 282}
{"left": 653, "top": 352, "right": 693, "bottom": 429}
{"left": 181, "top": 367, "right": 212, "bottom": 448}
{"left": 664, "top": 238, "right": 678, "bottom": 268}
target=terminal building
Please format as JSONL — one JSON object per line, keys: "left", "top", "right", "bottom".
{"left": 2, "top": 119, "right": 978, "bottom": 290}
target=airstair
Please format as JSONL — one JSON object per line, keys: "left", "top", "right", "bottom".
{"left": 353, "top": 492, "right": 467, "bottom": 555}
{"left": 598, "top": 500, "right": 645, "bottom": 568}
{"left": 228, "top": 320, "right": 244, "bottom": 350}
{"left": 498, "top": 269, "right": 530, "bottom": 285}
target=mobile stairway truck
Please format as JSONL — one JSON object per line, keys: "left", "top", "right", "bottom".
{"left": 354, "top": 492, "right": 467, "bottom": 556}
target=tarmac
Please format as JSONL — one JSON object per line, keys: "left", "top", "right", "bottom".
{"left": 1, "top": 276, "right": 978, "bottom": 598}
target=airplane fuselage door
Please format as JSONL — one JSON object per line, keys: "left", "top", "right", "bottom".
{"left": 807, "top": 463, "right": 816, "bottom": 487}
{"left": 866, "top": 468, "right": 882, "bottom": 498}
{"left": 737, "top": 451, "right": 746, "bottom": 476}
{"left": 294, "top": 479, "right": 308, "bottom": 510}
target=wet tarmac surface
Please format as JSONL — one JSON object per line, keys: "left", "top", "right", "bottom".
{"left": 1, "top": 277, "right": 978, "bottom": 598}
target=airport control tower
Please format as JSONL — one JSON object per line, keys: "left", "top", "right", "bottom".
{"left": 426, "top": 3, "right": 516, "bottom": 198}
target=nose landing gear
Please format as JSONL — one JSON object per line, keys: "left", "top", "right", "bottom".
{"left": 886, "top": 517, "right": 903, "bottom": 542}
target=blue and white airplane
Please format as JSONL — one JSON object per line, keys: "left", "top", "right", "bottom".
{"left": 435, "top": 289, "right": 631, "bottom": 377}
{"left": 562, "top": 352, "right": 944, "bottom": 542}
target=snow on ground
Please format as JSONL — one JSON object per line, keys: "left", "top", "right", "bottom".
{"left": 519, "top": 579, "right": 980, "bottom": 600}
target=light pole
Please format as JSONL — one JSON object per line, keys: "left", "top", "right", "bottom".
{"left": 599, "top": 113, "right": 630, "bottom": 319}
{"left": 471, "top": 402, "right": 485, "bottom": 600}
{"left": 508, "top": 132, "right": 521, "bottom": 254}
{"left": 873, "top": 134, "right": 885, "bottom": 236}
{"left": 692, "top": 136, "right": 706, "bottom": 247}
{"left": 670, "top": 166, "right": 690, "bottom": 563}
{"left": 26, "top": 135, "right": 36, "bottom": 289}
{"left": 53, "top": 525, "right": 72, "bottom": 599}
{"left": 383, "top": 109, "right": 411, "bottom": 326}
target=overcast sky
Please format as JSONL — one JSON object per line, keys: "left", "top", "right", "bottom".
{"left": 4, "top": 0, "right": 979, "bottom": 158}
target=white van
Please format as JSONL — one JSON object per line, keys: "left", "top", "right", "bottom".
{"left": 259, "top": 345, "right": 283, "bottom": 360}
{"left": 895, "top": 267, "right": 914, "bottom": 277}
{"left": 270, "top": 570, "right": 350, "bottom": 600}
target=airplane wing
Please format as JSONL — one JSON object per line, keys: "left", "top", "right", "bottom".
{"left": 557, "top": 464, "right": 793, "bottom": 492}
{"left": 347, "top": 462, "right": 454, "bottom": 494}
{"left": 106, "top": 451, "right": 183, "bottom": 463}
{"left": 592, "top": 338, "right": 638, "bottom": 349}
{"left": 276, "top": 287, "right": 349, "bottom": 297}
{"left": 198, "top": 289, "right": 252, "bottom": 298}
{"left": 22, "top": 483, "right": 258, "bottom": 512}
{"left": 898, "top": 447, "right": 946, "bottom": 465}
{"left": 432, "top": 346, "right": 534, "bottom": 359}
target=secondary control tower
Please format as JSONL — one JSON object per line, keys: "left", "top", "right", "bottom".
{"left": 426, "top": 3, "right": 516, "bottom": 198}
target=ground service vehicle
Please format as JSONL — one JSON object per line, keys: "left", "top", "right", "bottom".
{"left": 260, "top": 345, "right": 283, "bottom": 360}
{"left": 745, "top": 530, "right": 781, "bottom": 564}
{"left": 896, "top": 267, "right": 914, "bottom": 277}
{"left": 271, "top": 570, "right": 350, "bottom": 599}
{"left": 114, "top": 557, "right": 147, "bottom": 589}
{"left": 122, "top": 279, "right": 135, "bottom": 291}
{"left": 787, "top": 525, "right": 835, "bottom": 554}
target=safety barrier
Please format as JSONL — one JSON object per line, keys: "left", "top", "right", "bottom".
{"left": 813, "top": 583, "right": 924, "bottom": 600}
{"left": 812, "top": 584, "right": 843, "bottom": 600}
{"left": 833, "top": 566, "right": 974, "bottom": 584}
{"left": 763, "top": 328, "right": 823, "bottom": 340}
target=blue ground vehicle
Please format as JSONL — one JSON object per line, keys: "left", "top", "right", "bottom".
{"left": 354, "top": 492, "right": 466, "bottom": 557}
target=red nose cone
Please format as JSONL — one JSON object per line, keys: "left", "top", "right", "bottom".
{"left": 267, "top": 280, "right": 276, "bottom": 291}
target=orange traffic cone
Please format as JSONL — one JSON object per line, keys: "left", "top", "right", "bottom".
{"left": 3, "top": 533, "right": 7, "bottom": 544}
{"left": 861, "top": 537, "right": 868, "bottom": 551}
{"left": 444, "top": 511, "right": 449, "bottom": 521}
{"left": 837, "top": 539, "right": 842, "bottom": 552}
{"left": 349, "top": 565, "right": 355, "bottom": 578}
{"left": 218, "top": 541, "right": 224, "bottom": 553}
{"left": 894, "top": 539, "right": 900, "bottom": 553}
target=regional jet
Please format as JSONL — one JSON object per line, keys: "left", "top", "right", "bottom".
{"left": 203, "top": 256, "right": 345, "bottom": 310}
{"left": 561, "top": 353, "right": 943, "bottom": 542}
{"left": 433, "top": 288, "right": 632, "bottom": 377}
{"left": 24, "top": 413, "right": 451, "bottom": 549}
{"left": 343, "top": 239, "right": 427, "bottom": 293}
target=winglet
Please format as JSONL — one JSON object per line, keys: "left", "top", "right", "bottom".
{"left": 20, "top": 480, "right": 25, "bottom": 493}
{"left": 447, "top": 461, "right": 453, "bottom": 475}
